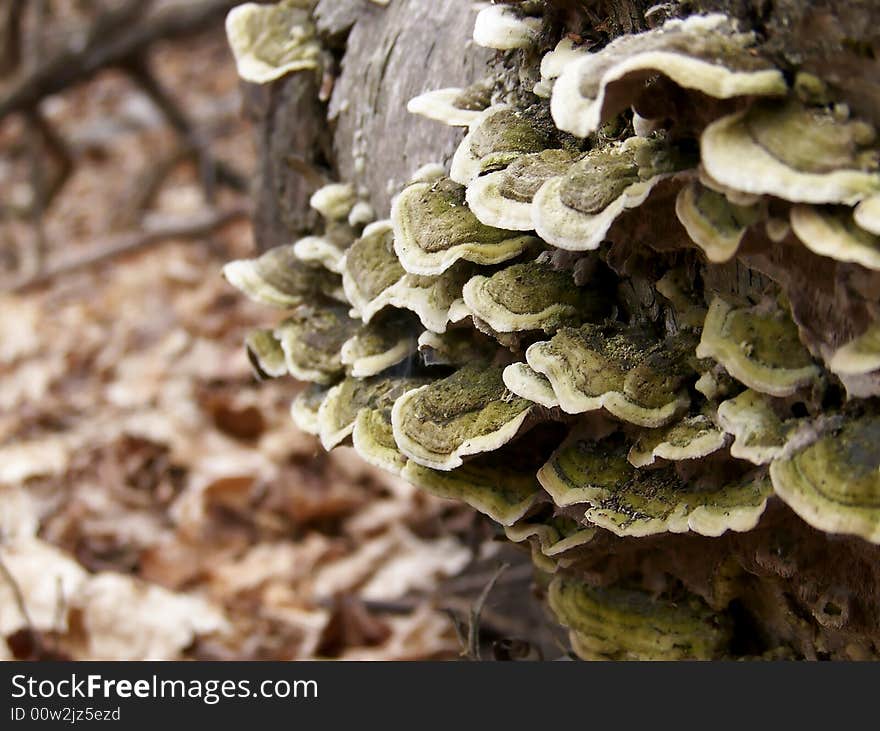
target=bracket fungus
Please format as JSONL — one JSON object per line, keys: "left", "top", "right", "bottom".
{"left": 226, "top": 1, "right": 321, "bottom": 84}
{"left": 501, "top": 363, "right": 559, "bottom": 409}
{"left": 472, "top": 4, "right": 541, "bottom": 51}
{"left": 351, "top": 409, "right": 405, "bottom": 474}
{"left": 341, "top": 220, "right": 405, "bottom": 320}
{"left": 391, "top": 365, "right": 536, "bottom": 471}
{"left": 466, "top": 149, "right": 578, "bottom": 231}
{"left": 855, "top": 194, "right": 880, "bottom": 236}
{"left": 701, "top": 100, "right": 880, "bottom": 205}
{"left": 538, "top": 432, "right": 770, "bottom": 537}
{"left": 716, "top": 389, "right": 799, "bottom": 465}
{"left": 292, "top": 235, "right": 345, "bottom": 274}
{"left": 550, "top": 14, "right": 786, "bottom": 139}
{"left": 417, "top": 329, "right": 497, "bottom": 368}
{"left": 340, "top": 311, "right": 421, "bottom": 378}
{"left": 531, "top": 136, "right": 688, "bottom": 251}
{"left": 626, "top": 414, "right": 727, "bottom": 468}
{"left": 290, "top": 383, "right": 330, "bottom": 436}
{"left": 548, "top": 577, "right": 733, "bottom": 660}
{"left": 461, "top": 260, "right": 606, "bottom": 335}
{"left": 406, "top": 81, "right": 493, "bottom": 128}
{"left": 770, "top": 414, "right": 880, "bottom": 543}
{"left": 244, "top": 328, "right": 288, "bottom": 380}
{"left": 829, "top": 323, "right": 880, "bottom": 377}
{"left": 790, "top": 205, "right": 880, "bottom": 271}
{"left": 275, "top": 301, "right": 358, "bottom": 384}
{"left": 520, "top": 322, "right": 694, "bottom": 427}
{"left": 536, "top": 38, "right": 588, "bottom": 97}
{"left": 504, "top": 513, "right": 596, "bottom": 562}
{"left": 317, "top": 375, "right": 425, "bottom": 452}
{"left": 450, "top": 105, "right": 551, "bottom": 186}
{"left": 352, "top": 382, "right": 442, "bottom": 475}
{"left": 391, "top": 177, "right": 538, "bottom": 276}
{"left": 654, "top": 269, "right": 708, "bottom": 332}
{"left": 583, "top": 467, "right": 771, "bottom": 538}
{"left": 224, "top": 244, "right": 344, "bottom": 308}
{"left": 401, "top": 451, "right": 543, "bottom": 526}
{"left": 309, "top": 183, "right": 357, "bottom": 222}
{"left": 386, "top": 264, "right": 476, "bottom": 335}
{"left": 341, "top": 220, "right": 472, "bottom": 333}
{"left": 675, "top": 180, "right": 762, "bottom": 263}
{"left": 696, "top": 297, "right": 819, "bottom": 398}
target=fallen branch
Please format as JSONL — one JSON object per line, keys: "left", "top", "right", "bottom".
{"left": 464, "top": 563, "right": 509, "bottom": 660}
{"left": 0, "top": 0, "right": 239, "bottom": 122}
{"left": 8, "top": 205, "right": 250, "bottom": 292}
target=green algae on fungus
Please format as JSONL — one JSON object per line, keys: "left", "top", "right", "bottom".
{"left": 340, "top": 310, "right": 421, "bottom": 378}
{"left": 275, "top": 301, "right": 358, "bottom": 384}
{"left": 352, "top": 404, "right": 412, "bottom": 475}
{"left": 583, "top": 467, "right": 771, "bottom": 538}
{"left": 342, "top": 220, "right": 474, "bottom": 333}
{"left": 391, "top": 177, "right": 538, "bottom": 276}
{"left": 538, "top": 432, "right": 770, "bottom": 537}
{"left": 696, "top": 297, "right": 819, "bottom": 397}
{"left": 391, "top": 365, "right": 534, "bottom": 471}
{"left": 225, "top": 1, "right": 321, "bottom": 84}
{"left": 675, "top": 180, "right": 763, "bottom": 263}
{"left": 522, "top": 322, "right": 694, "bottom": 427}
{"left": 537, "top": 431, "right": 632, "bottom": 508}
{"left": 531, "top": 136, "right": 688, "bottom": 251}
{"left": 317, "top": 375, "right": 427, "bottom": 452}
{"left": 341, "top": 220, "right": 405, "bottom": 319}
{"left": 627, "top": 414, "right": 727, "bottom": 467}
{"left": 770, "top": 414, "right": 880, "bottom": 543}
{"left": 466, "top": 149, "right": 578, "bottom": 231}
{"left": 224, "top": 244, "right": 344, "bottom": 308}
{"left": 387, "top": 263, "right": 477, "bottom": 334}
{"left": 701, "top": 99, "right": 880, "bottom": 205}
{"left": 244, "top": 328, "right": 288, "bottom": 380}
{"left": 550, "top": 13, "right": 786, "bottom": 139}
{"left": 717, "top": 388, "right": 802, "bottom": 465}
{"left": 548, "top": 577, "right": 733, "bottom": 660}
{"left": 450, "top": 106, "right": 552, "bottom": 186}
{"left": 790, "top": 205, "right": 880, "bottom": 271}
{"left": 401, "top": 449, "right": 544, "bottom": 526}
{"left": 416, "top": 329, "right": 497, "bottom": 368}
{"left": 462, "top": 260, "right": 607, "bottom": 335}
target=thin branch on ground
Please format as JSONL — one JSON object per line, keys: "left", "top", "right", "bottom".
{"left": 8, "top": 205, "right": 250, "bottom": 292}
{"left": 465, "top": 563, "right": 509, "bottom": 660}
{"left": 0, "top": 0, "right": 238, "bottom": 122}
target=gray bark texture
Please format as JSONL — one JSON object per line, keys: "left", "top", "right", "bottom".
{"left": 246, "top": 0, "right": 492, "bottom": 248}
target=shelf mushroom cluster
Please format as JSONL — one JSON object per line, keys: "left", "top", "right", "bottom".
{"left": 225, "top": 1, "right": 880, "bottom": 659}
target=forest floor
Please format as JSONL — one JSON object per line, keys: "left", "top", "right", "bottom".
{"left": 0, "top": 18, "right": 556, "bottom": 661}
